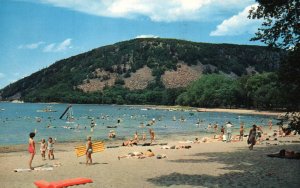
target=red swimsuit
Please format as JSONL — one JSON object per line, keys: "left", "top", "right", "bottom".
{"left": 28, "top": 141, "right": 35, "bottom": 153}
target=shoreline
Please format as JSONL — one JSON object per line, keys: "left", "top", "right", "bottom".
{"left": 124, "top": 104, "right": 287, "bottom": 117}
{"left": 195, "top": 108, "right": 285, "bottom": 116}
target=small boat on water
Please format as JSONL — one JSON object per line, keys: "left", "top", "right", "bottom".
{"left": 37, "top": 106, "right": 57, "bottom": 112}
{"left": 107, "top": 126, "right": 118, "bottom": 128}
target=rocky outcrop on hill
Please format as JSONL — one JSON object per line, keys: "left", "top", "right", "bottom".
{"left": 162, "top": 63, "right": 203, "bottom": 88}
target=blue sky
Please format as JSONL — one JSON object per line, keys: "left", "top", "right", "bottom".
{"left": 0, "top": 0, "right": 263, "bottom": 89}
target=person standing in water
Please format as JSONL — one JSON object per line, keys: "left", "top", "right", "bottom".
{"left": 90, "top": 119, "right": 96, "bottom": 132}
{"left": 28, "top": 132, "right": 36, "bottom": 170}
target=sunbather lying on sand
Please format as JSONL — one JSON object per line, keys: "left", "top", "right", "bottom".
{"left": 161, "top": 145, "right": 192, "bottom": 149}
{"left": 267, "top": 149, "right": 300, "bottom": 159}
{"left": 122, "top": 139, "right": 138, "bottom": 147}
{"left": 118, "top": 149, "right": 155, "bottom": 160}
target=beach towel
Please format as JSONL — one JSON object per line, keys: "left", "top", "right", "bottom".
{"left": 179, "top": 141, "right": 193, "bottom": 144}
{"left": 14, "top": 167, "right": 53, "bottom": 172}
{"left": 161, "top": 145, "right": 171, "bottom": 149}
{"left": 74, "top": 141, "right": 105, "bottom": 157}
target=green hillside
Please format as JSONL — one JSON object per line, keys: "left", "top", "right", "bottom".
{"left": 0, "top": 38, "right": 285, "bottom": 108}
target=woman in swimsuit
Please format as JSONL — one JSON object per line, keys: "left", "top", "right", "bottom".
{"left": 28, "top": 132, "right": 36, "bottom": 170}
{"left": 86, "top": 136, "right": 93, "bottom": 165}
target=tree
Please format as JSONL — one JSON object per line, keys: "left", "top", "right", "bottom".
{"left": 248, "top": 0, "right": 299, "bottom": 49}
{"left": 278, "top": 46, "right": 300, "bottom": 110}
{"left": 249, "top": 0, "right": 300, "bottom": 133}
{"left": 176, "top": 74, "right": 240, "bottom": 108}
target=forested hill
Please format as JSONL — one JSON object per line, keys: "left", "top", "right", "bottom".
{"left": 0, "top": 38, "right": 284, "bottom": 107}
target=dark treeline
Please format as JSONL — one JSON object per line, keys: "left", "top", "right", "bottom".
{"left": 22, "top": 72, "right": 294, "bottom": 110}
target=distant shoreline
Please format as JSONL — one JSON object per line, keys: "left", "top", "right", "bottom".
{"left": 124, "top": 104, "right": 285, "bottom": 116}
{"left": 1, "top": 101, "right": 286, "bottom": 116}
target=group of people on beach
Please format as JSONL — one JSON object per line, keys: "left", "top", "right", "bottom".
{"left": 28, "top": 116, "right": 297, "bottom": 169}
{"left": 28, "top": 130, "right": 56, "bottom": 170}
{"left": 121, "top": 128, "right": 156, "bottom": 146}
{"left": 215, "top": 121, "right": 270, "bottom": 150}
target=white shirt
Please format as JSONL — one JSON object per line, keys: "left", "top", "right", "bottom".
{"left": 226, "top": 123, "right": 233, "bottom": 133}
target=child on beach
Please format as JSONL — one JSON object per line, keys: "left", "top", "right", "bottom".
{"left": 239, "top": 123, "right": 244, "bottom": 141}
{"left": 142, "top": 132, "right": 146, "bottom": 141}
{"left": 149, "top": 129, "right": 155, "bottom": 144}
{"left": 28, "top": 132, "right": 36, "bottom": 170}
{"left": 268, "top": 120, "right": 273, "bottom": 130}
{"left": 47, "top": 137, "right": 56, "bottom": 160}
{"left": 86, "top": 136, "right": 93, "bottom": 165}
{"left": 134, "top": 131, "right": 139, "bottom": 143}
{"left": 40, "top": 139, "right": 47, "bottom": 160}
{"left": 221, "top": 126, "right": 225, "bottom": 136}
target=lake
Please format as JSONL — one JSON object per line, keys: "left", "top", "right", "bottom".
{"left": 0, "top": 102, "right": 276, "bottom": 145}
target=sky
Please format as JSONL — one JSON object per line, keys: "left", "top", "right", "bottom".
{"left": 0, "top": 0, "right": 263, "bottom": 89}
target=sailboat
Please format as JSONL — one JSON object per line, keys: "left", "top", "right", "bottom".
{"left": 60, "top": 105, "right": 75, "bottom": 123}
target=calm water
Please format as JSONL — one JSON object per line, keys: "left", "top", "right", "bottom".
{"left": 0, "top": 102, "right": 276, "bottom": 145}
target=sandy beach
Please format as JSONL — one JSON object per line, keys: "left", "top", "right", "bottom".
{"left": 127, "top": 105, "right": 286, "bottom": 117}
{"left": 1, "top": 124, "right": 299, "bottom": 188}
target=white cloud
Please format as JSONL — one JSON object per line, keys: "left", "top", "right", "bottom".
{"left": 210, "top": 3, "right": 262, "bottom": 36}
{"left": 43, "top": 38, "right": 72, "bottom": 52}
{"left": 0, "top": 73, "right": 5, "bottom": 79}
{"left": 136, "top": 34, "right": 159, "bottom": 39}
{"left": 37, "top": 0, "right": 254, "bottom": 22}
{"left": 18, "top": 41, "right": 44, "bottom": 49}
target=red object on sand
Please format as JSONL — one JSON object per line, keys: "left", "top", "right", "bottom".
{"left": 34, "top": 177, "right": 93, "bottom": 188}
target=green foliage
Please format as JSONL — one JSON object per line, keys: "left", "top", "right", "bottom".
{"left": 249, "top": 1, "right": 300, "bottom": 134}
{"left": 248, "top": 0, "right": 299, "bottom": 49}
{"left": 176, "top": 74, "right": 241, "bottom": 108}
{"left": 286, "top": 112, "right": 300, "bottom": 134}
{"left": 278, "top": 47, "right": 300, "bottom": 110}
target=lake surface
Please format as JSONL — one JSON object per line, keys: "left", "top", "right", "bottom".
{"left": 0, "top": 102, "right": 276, "bottom": 145}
